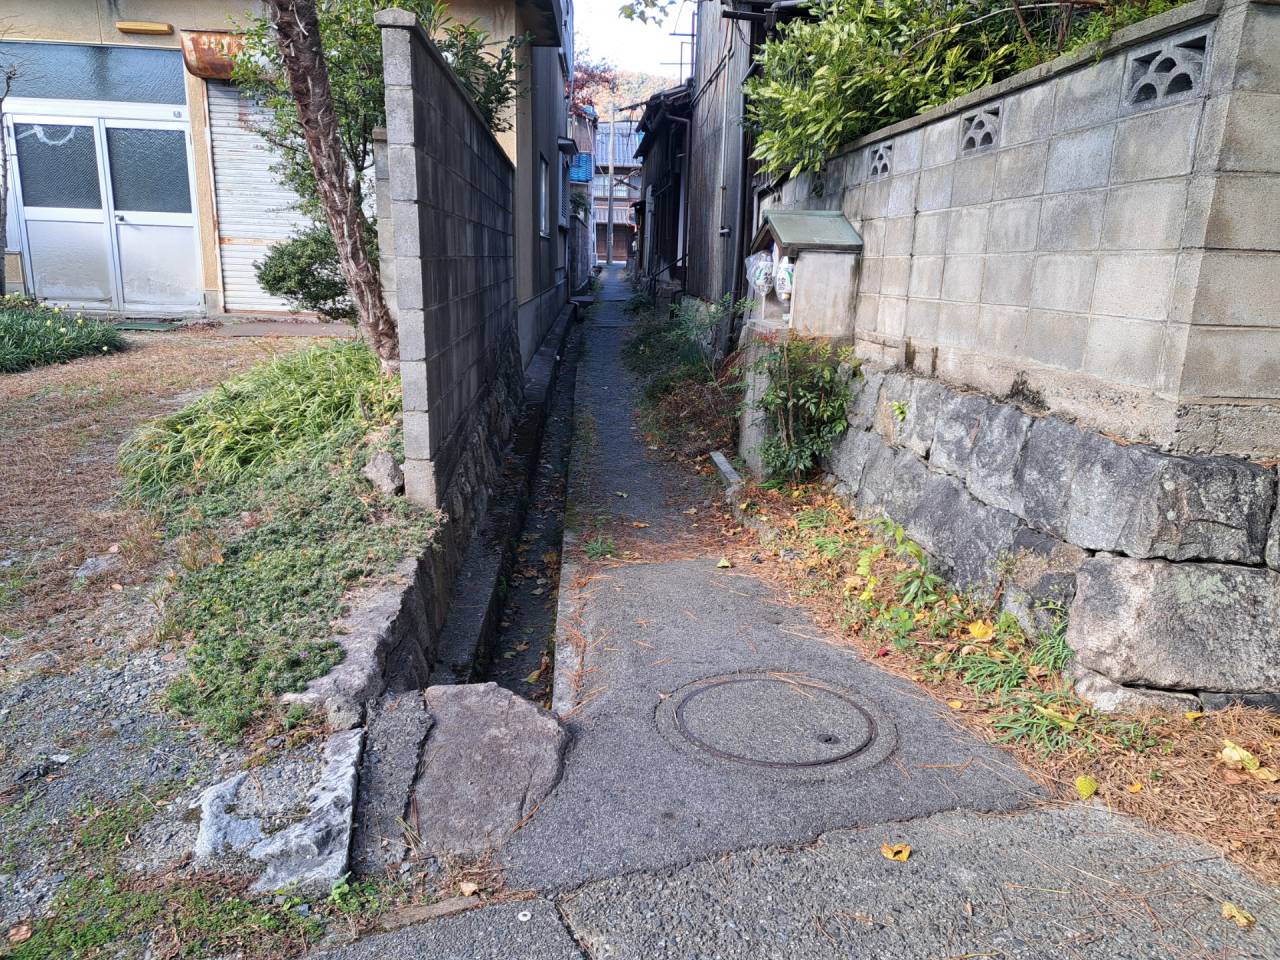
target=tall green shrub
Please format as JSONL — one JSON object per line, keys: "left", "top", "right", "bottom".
{"left": 745, "top": 0, "right": 1190, "bottom": 177}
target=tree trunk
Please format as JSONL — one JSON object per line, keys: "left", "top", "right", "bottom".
{"left": 266, "top": 0, "right": 398, "bottom": 367}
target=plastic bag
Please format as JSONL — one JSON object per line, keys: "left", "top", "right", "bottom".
{"left": 774, "top": 257, "right": 794, "bottom": 301}
{"left": 745, "top": 251, "right": 774, "bottom": 298}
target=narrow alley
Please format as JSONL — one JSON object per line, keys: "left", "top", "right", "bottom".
{"left": 317, "top": 268, "right": 1279, "bottom": 960}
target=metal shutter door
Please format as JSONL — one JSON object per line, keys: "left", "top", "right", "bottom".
{"left": 206, "top": 80, "right": 311, "bottom": 313}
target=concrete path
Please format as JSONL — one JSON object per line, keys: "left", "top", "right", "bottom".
{"left": 316, "top": 267, "right": 1279, "bottom": 958}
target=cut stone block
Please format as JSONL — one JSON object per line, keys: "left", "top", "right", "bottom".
{"left": 907, "top": 469, "right": 1021, "bottom": 591}
{"left": 250, "top": 729, "right": 364, "bottom": 894}
{"left": 965, "top": 403, "right": 1032, "bottom": 515}
{"left": 1067, "top": 555, "right": 1280, "bottom": 694}
{"left": 1199, "top": 691, "right": 1280, "bottom": 713}
{"left": 1125, "top": 453, "right": 1275, "bottom": 563}
{"left": 1021, "top": 415, "right": 1087, "bottom": 539}
{"left": 1070, "top": 663, "right": 1201, "bottom": 714}
{"left": 351, "top": 692, "right": 433, "bottom": 874}
{"left": 1000, "top": 527, "right": 1088, "bottom": 637}
{"left": 412, "top": 682, "right": 568, "bottom": 857}
{"left": 930, "top": 392, "right": 994, "bottom": 478}
{"left": 900, "top": 377, "right": 946, "bottom": 458}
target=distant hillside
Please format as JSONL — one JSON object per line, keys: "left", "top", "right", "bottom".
{"left": 596, "top": 70, "right": 681, "bottom": 118}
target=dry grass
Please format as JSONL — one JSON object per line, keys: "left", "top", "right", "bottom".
{"left": 0, "top": 332, "right": 313, "bottom": 672}
{"left": 732, "top": 482, "right": 1280, "bottom": 885}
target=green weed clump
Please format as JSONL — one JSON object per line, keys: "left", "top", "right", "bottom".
{"left": 120, "top": 340, "right": 399, "bottom": 499}
{"left": 0, "top": 297, "right": 125, "bottom": 373}
{"left": 751, "top": 335, "right": 858, "bottom": 483}
{"left": 119, "top": 341, "right": 434, "bottom": 740}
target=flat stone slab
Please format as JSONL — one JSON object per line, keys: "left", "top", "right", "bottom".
{"left": 411, "top": 683, "right": 569, "bottom": 858}
{"left": 193, "top": 729, "right": 364, "bottom": 896}
{"left": 310, "top": 899, "right": 584, "bottom": 960}
{"left": 561, "top": 807, "right": 1280, "bottom": 959}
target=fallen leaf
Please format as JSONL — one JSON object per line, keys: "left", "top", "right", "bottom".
{"left": 1221, "top": 902, "right": 1255, "bottom": 928}
{"left": 1253, "top": 766, "right": 1279, "bottom": 783}
{"left": 875, "top": 646, "right": 890, "bottom": 657}
{"left": 7, "top": 924, "right": 32, "bottom": 945}
{"left": 458, "top": 881, "right": 480, "bottom": 897}
{"left": 1220, "top": 740, "right": 1262, "bottom": 772}
{"left": 110, "top": 583, "right": 123, "bottom": 591}
{"left": 947, "top": 699, "right": 965, "bottom": 711}
{"left": 1075, "top": 775, "right": 1098, "bottom": 800}
{"left": 1126, "top": 781, "right": 1143, "bottom": 793}
{"left": 966, "top": 620, "right": 994, "bottom": 641}
{"left": 614, "top": 491, "right": 629, "bottom": 498}
{"left": 1033, "top": 704, "right": 1076, "bottom": 732}
{"left": 1183, "top": 711, "right": 1204, "bottom": 720}
{"left": 631, "top": 522, "right": 650, "bottom": 529}
{"left": 880, "top": 843, "right": 911, "bottom": 862}
{"left": 524, "top": 668, "right": 543, "bottom": 684}
{"left": 716, "top": 557, "right": 734, "bottom": 569}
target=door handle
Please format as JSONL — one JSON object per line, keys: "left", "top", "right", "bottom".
{"left": 115, "top": 214, "right": 125, "bottom": 223}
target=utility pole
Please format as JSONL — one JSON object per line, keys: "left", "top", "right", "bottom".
{"left": 606, "top": 106, "right": 616, "bottom": 265}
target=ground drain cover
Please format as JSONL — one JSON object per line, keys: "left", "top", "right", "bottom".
{"left": 657, "top": 672, "right": 893, "bottom": 774}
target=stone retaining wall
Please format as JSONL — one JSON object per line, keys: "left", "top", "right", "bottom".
{"left": 826, "top": 364, "right": 1280, "bottom": 710}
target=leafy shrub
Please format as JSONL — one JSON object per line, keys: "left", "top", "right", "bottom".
{"left": 745, "top": 0, "right": 1191, "bottom": 176}
{"left": 0, "top": 297, "right": 124, "bottom": 373}
{"left": 751, "top": 335, "right": 857, "bottom": 481}
{"left": 255, "top": 224, "right": 374, "bottom": 322}
{"left": 120, "top": 340, "right": 399, "bottom": 500}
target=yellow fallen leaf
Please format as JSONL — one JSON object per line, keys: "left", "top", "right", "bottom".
{"left": 1126, "top": 781, "right": 1143, "bottom": 793}
{"left": 1075, "top": 775, "right": 1098, "bottom": 800}
{"left": 631, "top": 521, "right": 650, "bottom": 529}
{"left": 1253, "top": 766, "right": 1279, "bottom": 783}
{"left": 947, "top": 699, "right": 965, "bottom": 710}
{"left": 1033, "top": 704, "right": 1076, "bottom": 732}
{"left": 524, "top": 668, "right": 543, "bottom": 684}
{"left": 716, "top": 557, "right": 734, "bottom": 569}
{"left": 880, "top": 843, "right": 911, "bottom": 862}
{"left": 967, "top": 620, "right": 993, "bottom": 641}
{"left": 1183, "top": 711, "right": 1204, "bottom": 720}
{"left": 1221, "top": 902, "right": 1255, "bottom": 928}
{"left": 1220, "top": 740, "right": 1261, "bottom": 772}
{"left": 458, "top": 881, "right": 479, "bottom": 897}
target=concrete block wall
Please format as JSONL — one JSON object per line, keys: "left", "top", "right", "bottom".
{"left": 772, "top": 0, "right": 1280, "bottom": 458}
{"left": 376, "top": 9, "right": 520, "bottom": 509}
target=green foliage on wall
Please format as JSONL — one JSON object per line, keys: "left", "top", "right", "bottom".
{"left": 744, "top": 0, "right": 1190, "bottom": 177}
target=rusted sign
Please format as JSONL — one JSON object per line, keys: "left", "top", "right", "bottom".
{"left": 179, "top": 30, "right": 243, "bottom": 80}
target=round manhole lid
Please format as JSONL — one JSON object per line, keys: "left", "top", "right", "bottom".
{"left": 663, "top": 673, "right": 884, "bottom": 769}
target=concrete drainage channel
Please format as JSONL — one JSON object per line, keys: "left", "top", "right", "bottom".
{"left": 189, "top": 306, "right": 584, "bottom": 900}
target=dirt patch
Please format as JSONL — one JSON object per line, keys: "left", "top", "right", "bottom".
{"left": 0, "top": 332, "right": 309, "bottom": 674}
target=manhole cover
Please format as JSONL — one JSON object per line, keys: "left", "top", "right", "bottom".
{"left": 661, "top": 673, "right": 886, "bottom": 769}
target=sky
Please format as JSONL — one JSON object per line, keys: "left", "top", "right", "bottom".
{"left": 573, "top": 0, "right": 696, "bottom": 78}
